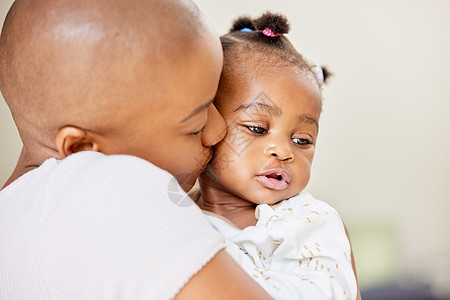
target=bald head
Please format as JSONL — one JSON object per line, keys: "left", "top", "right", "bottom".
{"left": 0, "top": 0, "right": 216, "bottom": 151}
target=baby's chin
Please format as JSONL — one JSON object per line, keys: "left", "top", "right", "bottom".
{"left": 246, "top": 193, "right": 298, "bottom": 206}
{"left": 245, "top": 189, "right": 301, "bottom": 206}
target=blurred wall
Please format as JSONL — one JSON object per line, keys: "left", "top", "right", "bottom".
{"left": 1, "top": 0, "right": 449, "bottom": 297}
{"left": 0, "top": 0, "right": 20, "bottom": 186}
{"left": 191, "top": 0, "right": 450, "bottom": 296}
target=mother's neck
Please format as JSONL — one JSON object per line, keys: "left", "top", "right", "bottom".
{"left": 2, "top": 145, "right": 57, "bottom": 190}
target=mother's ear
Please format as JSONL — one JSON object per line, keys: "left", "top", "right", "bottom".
{"left": 55, "top": 126, "right": 101, "bottom": 158}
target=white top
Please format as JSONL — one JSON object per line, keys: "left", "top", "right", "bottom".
{"left": 0, "top": 151, "right": 225, "bottom": 300}
{"left": 205, "top": 192, "right": 357, "bottom": 300}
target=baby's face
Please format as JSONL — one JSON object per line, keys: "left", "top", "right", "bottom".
{"left": 204, "top": 69, "right": 322, "bottom": 205}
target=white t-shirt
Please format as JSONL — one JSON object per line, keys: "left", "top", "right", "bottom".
{"left": 204, "top": 192, "right": 357, "bottom": 300}
{"left": 0, "top": 151, "right": 225, "bottom": 300}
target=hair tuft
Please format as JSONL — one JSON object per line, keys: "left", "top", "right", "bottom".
{"left": 253, "top": 12, "right": 290, "bottom": 35}
{"left": 230, "top": 16, "right": 256, "bottom": 33}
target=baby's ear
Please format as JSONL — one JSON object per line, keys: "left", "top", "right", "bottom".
{"left": 55, "top": 126, "right": 100, "bottom": 158}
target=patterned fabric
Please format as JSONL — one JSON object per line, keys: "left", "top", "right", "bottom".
{"left": 205, "top": 192, "right": 357, "bottom": 300}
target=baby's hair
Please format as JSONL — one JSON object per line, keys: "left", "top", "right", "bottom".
{"left": 219, "top": 12, "right": 329, "bottom": 91}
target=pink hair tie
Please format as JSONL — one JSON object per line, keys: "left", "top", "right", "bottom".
{"left": 262, "top": 28, "right": 281, "bottom": 37}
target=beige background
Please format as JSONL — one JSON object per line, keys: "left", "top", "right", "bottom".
{"left": 1, "top": 0, "right": 449, "bottom": 297}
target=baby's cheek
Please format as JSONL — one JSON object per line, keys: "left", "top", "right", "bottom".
{"left": 210, "top": 143, "right": 231, "bottom": 169}
{"left": 305, "top": 146, "right": 316, "bottom": 162}
{"left": 295, "top": 161, "right": 312, "bottom": 188}
{"left": 223, "top": 123, "right": 255, "bottom": 153}
{"left": 206, "top": 147, "right": 236, "bottom": 185}
{"left": 210, "top": 133, "right": 247, "bottom": 170}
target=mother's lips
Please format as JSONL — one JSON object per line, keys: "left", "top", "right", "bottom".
{"left": 201, "top": 147, "right": 216, "bottom": 170}
{"left": 256, "top": 169, "right": 291, "bottom": 191}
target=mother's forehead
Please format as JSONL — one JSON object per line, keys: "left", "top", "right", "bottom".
{"left": 6, "top": 0, "right": 202, "bottom": 47}
{"left": 0, "top": 0, "right": 214, "bottom": 126}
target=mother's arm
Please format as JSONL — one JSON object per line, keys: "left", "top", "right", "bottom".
{"left": 175, "top": 250, "right": 272, "bottom": 300}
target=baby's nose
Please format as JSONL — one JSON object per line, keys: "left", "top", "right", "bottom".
{"left": 264, "top": 144, "right": 294, "bottom": 161}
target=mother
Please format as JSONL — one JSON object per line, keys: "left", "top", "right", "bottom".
{"left": 0, "top": 0, "right": 271, "bottom": 299}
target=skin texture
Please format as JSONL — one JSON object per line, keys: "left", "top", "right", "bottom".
{"left": 0, "top": 0, "right": 272, "bottom": 298}
{"left": 199, "top": 68, "right": 322, "bottom": 229}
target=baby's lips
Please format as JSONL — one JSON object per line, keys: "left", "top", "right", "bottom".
{"left": 256, "top": 174, "right": 289, "bottom": 190}
{"left": 255, "top": 168, "right": 291, "bottom": 191}
{"left": 257, "top": 168, "right": 291, "bottom": 183}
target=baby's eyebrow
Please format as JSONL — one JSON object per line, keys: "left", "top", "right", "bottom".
{"left": 299, "top": 115, "right": 319, "bottom": 128}
{"left": 180, "top": 99, "right": 213, "bottom": 123}
{"left": 234, "top": 101, "right": 282, "bottom": 117}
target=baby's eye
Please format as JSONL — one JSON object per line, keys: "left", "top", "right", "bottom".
{"left": 246, "top": 125, "right": 267, "bottom": 134}
{"left": 292, "top": 137, "right": 313, "bottom": 146}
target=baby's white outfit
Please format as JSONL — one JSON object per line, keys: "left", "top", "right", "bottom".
{"left": 204, "top": 191, "right": 357, "bottom": 300}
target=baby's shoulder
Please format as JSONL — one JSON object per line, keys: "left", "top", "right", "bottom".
{"left": 277, "top": 191, "right": 339, "bottom": 216}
